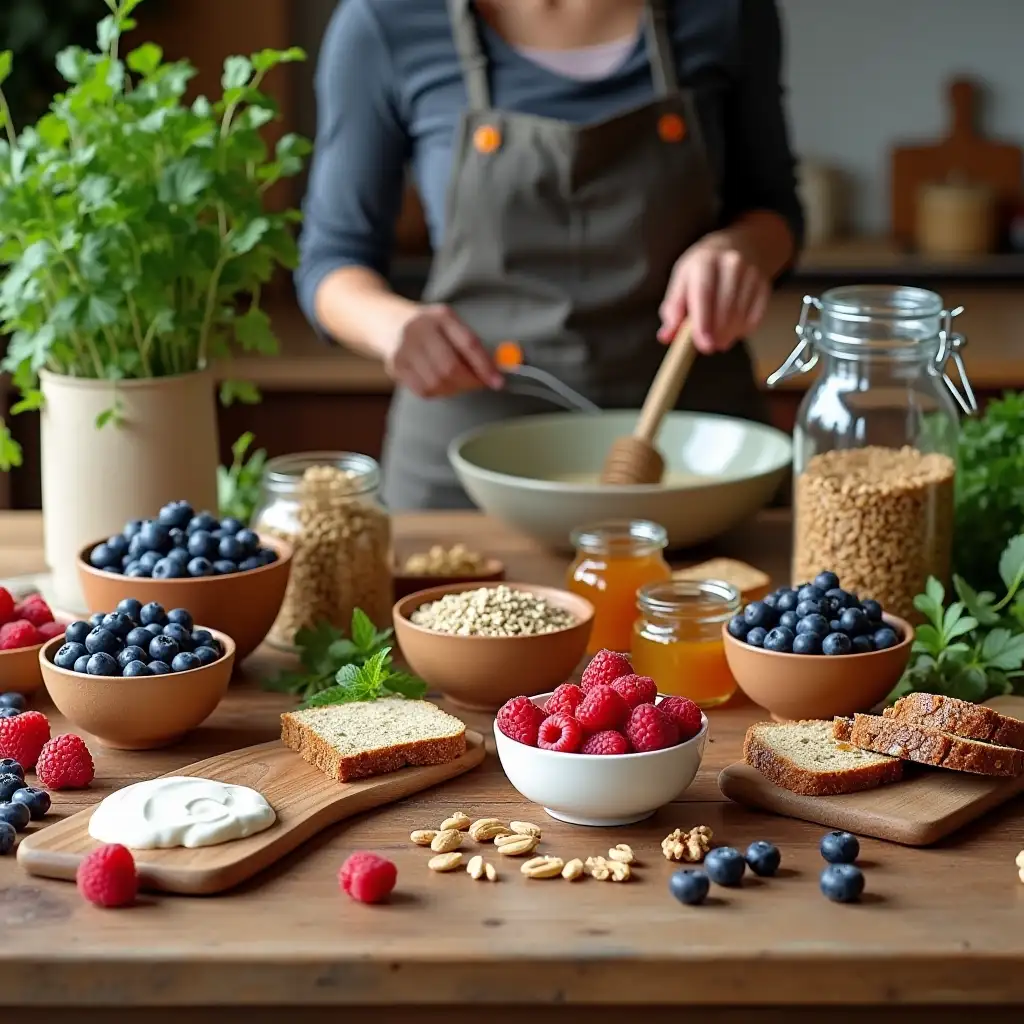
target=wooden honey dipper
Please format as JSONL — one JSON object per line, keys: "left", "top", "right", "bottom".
{"left": 600, "top": 322, "right": 696, "bottom": 485}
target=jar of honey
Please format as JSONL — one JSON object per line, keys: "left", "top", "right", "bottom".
{"left": 566, "top": 520, "right": 671, "bottom": 655}
{"left": 630, "top": 579, "right": 739, "bottom": 708}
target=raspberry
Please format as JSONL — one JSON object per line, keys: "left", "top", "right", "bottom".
{"left": 537, "top": 712, "right": 583, "bottom": 753}
{"left": 14, "top": 595, "right": 53, "bottom": 628}
{"left": 610, "top": 673, "right": 658, "bottom": 709}
{"left": 36, "top": 733, "right": 94, "bottom": 789}
{"left": 626, "top": 703, "right": 680, "bottom": 752}
{"left": 580, "top": 729, "right": 630, "bottom": 755}
{"left": 495, "top": 695, "right": 546, "bottom": 746}
{"left": 0, "top": 620, "right": 40, "bottom": 651}
{"left": 339, "top": 851, "right": 397, "bottom": 904}
{"left": 0, "top": 710, "right": 50, "bottom": 768}
{"left": 580, "top": 650, "right": 633, "bottom": 692}
{"left": 0, "top": 588, "right": 14, "bottom": 626}
{"left": 77, "top": 844, "right": 137, "bottom": 908}
{"left": 544, "top": 683, "right": 584, "bottom": 718}
{"left": 658, "top": 696, "right": 703, "bottom": 741}
{"left": 36, "top": 621, "right": 65, "bottom": 642}
{"left": 575, "top": 684, "right": 629, "bottom": 732}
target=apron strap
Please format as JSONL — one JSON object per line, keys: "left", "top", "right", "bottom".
{"left": 447, "top": 0, "right": 492, "bottom": 110}
{"left": 644, "top": 0, "right": 680, "bottom": 98}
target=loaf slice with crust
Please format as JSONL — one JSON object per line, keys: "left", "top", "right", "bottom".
{"left": 743, "top": 719, "right": 903, "bottom": 796}
{"left": 281, "top": 696, "right": 467, "bottom": 782}
{"left": 883, "top": 693, "right": 1024, "bottom": 751}
{"left": 833, "top": 717, "right": 854, "bottom": 742}
{"left": 850, "top": 713, "right": 1024, "bottom": 777}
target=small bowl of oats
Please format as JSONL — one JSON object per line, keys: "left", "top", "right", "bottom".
{"left": 393, "top": 582, "right": 594, "bottom": 711}
{"left": 393, "top": 543, "right": 506, "bottom": 600}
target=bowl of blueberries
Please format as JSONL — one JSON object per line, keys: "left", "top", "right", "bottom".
{"left": 721, "top": 570, "right": 913, "bottom": 722}
{"left": 39, "top": 598, "right": 235, "bottom": 750}
{"left": 77, "top": 500, "right": 292, "bottom": 659}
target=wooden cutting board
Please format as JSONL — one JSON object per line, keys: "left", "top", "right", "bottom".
{"left": 17, "top": 732, "right": 485, "bottom": 895}
{"left": 718, "top": 696, "right": 1024, "bottom": 846}
{"left": 891, "top": 77, "right": 1022, "bottom": 246}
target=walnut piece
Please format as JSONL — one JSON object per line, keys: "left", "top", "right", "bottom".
{"left": 662, "top": 825, "right": 713, "bottom": 863}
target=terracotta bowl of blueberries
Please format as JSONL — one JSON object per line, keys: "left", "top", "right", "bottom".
{"left": 39, "top": 597, "right": 235, "bottom": 750}
{"left": 722, "top": 570, "right": 913, "bottom": 722}
{"left": 77, "top": 500, "right": 292, "bottom": 660}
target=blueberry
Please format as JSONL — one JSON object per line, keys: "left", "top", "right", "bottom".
{"left": 0, "top": 802, "right": 29, "bottom": 833}
{"left": 123, "top": 627, "right": 152, "bottom": 650}
{"left": 0, "top": 759, "right": 23, "bottom": 779}
{"left": 873, "top": 627, "right": 899, "bottom": 650}
{"left": 704, "top": 847, "right": 746, "bottom": 887}
{"left": 106, "top": 534, "right": 128, "bottom": 558}
{"left": 148, "top": 660, "right": 172, "bottom": 675}
{"left": 829, "top": 619, "right": 842, "bottom": 632}
{"left": 0, "top": 821, "right": 15, "bottom": 854}
{"left": 12, "top": 787, "right": 50, "bottom": 820}
{"left": 0, "top": 692, "right": 26, "bottom": 712}
{"left": 851, "top": 635, "right": 875, "bottom": 654}
{"left": 813, "top": 571, "right": 840, "bottom": 592}
{"left": 125, "top": 564, "right": 151, "bottom": 578}
{"left": 792, "top": 633, "right": 820, "bottom": 655}
{"left": 117, "top": 646, "right": 149, "bottom": 669}
{"left": 820, "top": 830, "right": 859, "bottom": 864}
{"left": 742, "top": 601, "right": 775, "bottom": 629}
{"left": 139, "top": 520, "right": 171, "bottom": 554}
{"left": 218, "top": 536, "right": 245, "bottom": 562}
{"left": 162, "top": 623, "right": 193, "bottom": 651}
{"left": 86, "top": 652, "right": 120, "bottom": 676}
{"left": 257, "top": 548, "right": 277, "bottom": 566}
{"left": 152, "top": 557, "right": 186, "bottom": 580}
{"left": 166, "top": 547, "right": 191, "bottom": 567}
{"left": 54, "top": 642, "right": 88, "bottom": 670}
{"left": 145, "top": 623, "right": 163, "bottom": 637}
{"left": 796, "top": 599, "right": 826, "bottom": 618}
{"left": 201, "top": 636, "right": 223, "bottom": 655}
{"left": 861, "top": 599, "right": 883, "bottom": 622}
{"left": 100, "top": 612, "right": 135, "bottom": 639}
{"left": 64, "top": 621, "right": 91, "bottom": 646}
{"left": 73, "top": 655, "right": 90, "bottom": 673}
{"left": 115, "top": 598, "right": 143, "bottom": 621}
{"left": 794, "top": 613, "right": 828, "bottom": 637}
{"left": 193, "top": 645, "right": 220, "bottom": 667}
{"left": 140, "top": 602, "right": 167, "bottom": 628}
{"left": 149, "top": 635, "right": 179, "bottom": 662}
{"left": 796, "top": 584, "right": 825, "bottom": 603}
{"left": 168, "top": 527, "right": 187, "bottom": 549}
{"left": 0, "top": 773, "right": 26, "bottom": 802}
{"left": 778, "top": 610, "right": 799, "bottom": 630}
{"left": 191, "top": 628, "right": 214, "bottom": 648}
{"left": 187, "top": 530, "right": 219, "bottom": 560}
{"left": 825, "top": 588, "right": 856, "bottom": 610}
{"left": 820, "top": 863, "right": 864, "bottom": 903}
{"left": 122, "top": 660, "right": 152, "bottom": 677}
{"left": 187, "top": 557, "right": 213, "bottom": 577}
{"left": 139, "top": 550, "right": 161, "bottom": 570}
{"left": 88, "top": 612, "right": 104, "bottom": 628}
{"left": 158, "top": 500, "right": 194, "bottom": 530}
{"left": 762, "top": 593, "right": 778, "bottom": 609}
{"left": 235, "top": 528, "right": 260, "bottom": 553}
{"left": 127, "top": 534, "right": 147, "bottom": 561}
{"left": 775, "top": 590, "right": 799, "bottom": 613}
{"left": 220, "top": 517, "right": 245, "bottom": 535}
{"left": 822, "top": 633, "right": 852, "bottom": 656}
{"left": 669, "top": 868, "right": 710, "bottom": 906}
{"left": 85, "top": 628, "right": 121, "bottom": 656}
{"left": 839, "top": 607, "right": 870, "bottom": 636}
{"left": 0, "top": 709, "right": 19, "bottom": 719}
{"left": 745, "top": 626, "right": 767, "bottom": 648}
{"left": 122, "top": 519, "right": 143, "bottom": 539}
{"left": 89, "top": 543, "right": 121, "bottom": 571}
{"left": 212, "top": 560, "right": 238, "bottom": 575}
{"left": 745, "top": 841, "right": 781, "bottom": 877}
{"left": 187, "top": 512, "right": 219, "bottom": 535}
{"left": 763, "top": 626, "right": 794, "bottom": 653}
{"left": 171, "top": 652, "right": 201, "bottom": 673}
{"left": 238, "top": 556, "right": 264, "bottom": 572}
{"left": 167, "top": 608, "right": 194, "bottom": 632}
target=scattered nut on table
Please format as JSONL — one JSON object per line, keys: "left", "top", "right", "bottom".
{"left": 428, "top": 852, "right": 463, "bottom": 872}
{"left": 467, "top": 854, "right": 498, "bottom": 881}
{"left": 662, "top": 825, "right": 713, "bottom": 863}
{"left": 430, "top": 829, "right": 464, "bottom": 853}
{"left": 496, "top": 835, "right": 539, "bottom": 857}
{"left": 410, "top": 829, "right": 437, "bottom": 847}
{"left": 562, "top": 858, "right": 585, "bottom": 881}
{"left": 440, "top": 812, "right": 472, "bottom": 832}
{"left": 521, "top": 856, "right": 564, "bottom": 879}
{"left": 585, "top": 856, "right": 631, "bottom": 882}
{"left": 509, "top": 820, "right": 543, "bottom": 839}
{"left": 403, "top": 544, "right": 486, "bottom": 576}
{"left": 469, "top": 818, "right": 513, "bottom": 842}
{"left": 608, "top": 844, "right": 635, "bottom": 864}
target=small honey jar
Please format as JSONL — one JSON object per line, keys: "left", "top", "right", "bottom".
{"left": 566, "top": 520, "right": 671, "bottom": 654}
{"left": 630, "top": 579, "right": 739, "bottom": 708}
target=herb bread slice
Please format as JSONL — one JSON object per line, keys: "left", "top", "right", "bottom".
{"left": 281, "top": 697, "right": 467, "bottom": 782}
{"left": 743, "top": 719, "right": 903, "bottom": 796}
{"left": 883, "top": 693, "right": 1024, "bottom": 751}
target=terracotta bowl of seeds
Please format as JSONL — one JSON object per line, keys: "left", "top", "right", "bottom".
{"left": 393, "top": 582, "right": 594, "bottom": 712}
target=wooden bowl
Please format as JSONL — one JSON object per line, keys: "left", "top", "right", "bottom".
{"left": 722, "top": 614, "right": 914, "bottom": 722}
{"left": 76, "top": 534, "right": 292, "bottom": 661}
{"left": 392, "top": 558, "right": 506, "bottom": 600}
{"left": 393, "top": 582, "right": 594, "bottom": 712}
{"left": 39, "top": 629, "right": 235, "bottom": 750}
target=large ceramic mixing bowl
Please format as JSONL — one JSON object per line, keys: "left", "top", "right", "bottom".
{"left": 450, "top": 412, "right": 792, "bottom": 550}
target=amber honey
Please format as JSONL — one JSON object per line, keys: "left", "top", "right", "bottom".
{"left": 630, "top": 579, "right": 739, "bottom": 708}
{"left": 566, "top": 520, "right": 671, "bottom": 655}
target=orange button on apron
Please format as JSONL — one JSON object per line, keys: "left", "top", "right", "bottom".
{"left": 495, "top": 341, "right": 523, "bottom": 370}
{"left": 657, "top": 113, "right": 687, "bottom": 144}
{"left": 473, "top": 124, "right": 502, "bottom": 154}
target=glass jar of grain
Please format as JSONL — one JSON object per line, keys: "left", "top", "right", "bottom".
{"left": 768, "top": 285, "right": 976, "bottom": 620}
{"left": 252, "top": 452, "right": 393, "bottom": 650}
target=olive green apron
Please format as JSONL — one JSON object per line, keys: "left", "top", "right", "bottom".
{"left": 381, "top": 0, "right": 769, "bottom": 510}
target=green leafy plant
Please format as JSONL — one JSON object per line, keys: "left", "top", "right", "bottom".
{"left": 0, "top": 0, "right": 311, "bottom": 469}
{"left": 264, "top": 608, "right": 427, "bottom": 707}
{"left": 890, "top": 534, "right": 1024, "bottom": 704}
{"left": 218, "top": 431, "right": 267, "bottom": 524}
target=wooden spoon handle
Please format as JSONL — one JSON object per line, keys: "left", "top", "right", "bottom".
{"left": 633, "top": 322, "right": 696, "bottom": 443}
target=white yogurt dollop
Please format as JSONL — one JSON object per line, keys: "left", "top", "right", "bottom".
{"left": 88, "top": 776, "right": 277, "bottom": 850}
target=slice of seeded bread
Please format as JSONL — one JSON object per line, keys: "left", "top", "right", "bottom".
{"left": 743, "top": 719, "right": 904, "bottom": 796}
{"left": 849, "top": 713, "right": 1024, "bottom": 777}
{"left": 882, "top": 693, "right": 1024, "bottom": 751}
{"left": 281, "top": 697, "right": 467, "bottom": 782}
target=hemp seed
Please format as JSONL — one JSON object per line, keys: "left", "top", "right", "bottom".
{"left": 410, "top": 585, "right": 576, "bottom": 637}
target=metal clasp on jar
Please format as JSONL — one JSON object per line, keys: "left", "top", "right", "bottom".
{"left": 934, "top": 305, "right": 978, "bottom": 415}
{"left": 765, "top": 294, "right": 822, "bottom": 385}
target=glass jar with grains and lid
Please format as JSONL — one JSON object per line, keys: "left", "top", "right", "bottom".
{"left": 768, "top": 285, "right": 976, "bottom": 620}
{"left": 252, "top": 452, "right": 392, "bottom": 649}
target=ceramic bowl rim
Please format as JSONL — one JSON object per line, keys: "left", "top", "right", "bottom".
{"left": 721, "top": 612, "right": 914, "bottom": 661}
{"left": 449, "top": 410, "right": 793, "bottom": 494}
{"left": 394, "top": 581, "right": 595, "bottom": 642}
{"left": 493, "top": 691, "right": 708, "bottom": 762}
{"left": 39, "top": 625, "right": 236, "bottom": 682}
{"left": 76, "top": 531, "right": 293, "bottom": 584}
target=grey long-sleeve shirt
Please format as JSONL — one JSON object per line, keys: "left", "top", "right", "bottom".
{"left": 296, "top": 0, "right": 803, "bottom": 327}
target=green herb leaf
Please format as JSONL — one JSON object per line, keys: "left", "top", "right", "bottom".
{"left": 0, "top": 51, "right": 12, "bottom": 90}
{"left": 999, "top": 535, "right": 1024, "bottom": 600}
{"left": 127, "top": 43, "right": 163, "bottom": 76}
{"left": 953, "top": 576, "right": 1001, "bottom": 627}
{"left": 350, "top": 607, "right": 377, "bottom": 652}
{"left": 233, "top": 307, "right": 277, "bottom": 354}
{"left": 219, "top": 379, "right": 261, "bottom": 406}
{"left": 222, "top": 56, "right": 254, "bottom": 91}
{"left": 294, "top": 622, "right": 342, "bottom": 674}
{"left": 382, "top": 671, "right": 429, "bottom": 699}
{"left": 980, "top": 629, "right": 1024, "bottom": 672}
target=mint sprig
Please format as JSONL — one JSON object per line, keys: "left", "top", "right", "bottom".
{"left": 300, "top": 646, "right": 426, "bottom": 708}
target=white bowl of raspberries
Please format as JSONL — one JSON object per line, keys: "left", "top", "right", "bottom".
{"left": 493, "top": 649, "right": 707, "bottom": 826}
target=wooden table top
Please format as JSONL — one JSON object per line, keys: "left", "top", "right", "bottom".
{"left": 2, "top": 510, "right": 1024, "bottom": 1017}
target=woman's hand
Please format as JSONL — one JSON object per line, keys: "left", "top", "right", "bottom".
{"left": 658, "top": 234, "right": 771, "bottom": 355}
{"left": 384, "top": 304, "right": 504, "bottom": 398}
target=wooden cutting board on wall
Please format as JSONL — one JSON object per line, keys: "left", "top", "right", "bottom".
{"left": 890, "top": 78, "right": 1023, "bottom": 247}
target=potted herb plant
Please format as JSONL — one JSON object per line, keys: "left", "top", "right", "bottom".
{"left": 0, "top": 0, "right": 309, "bottom": 608}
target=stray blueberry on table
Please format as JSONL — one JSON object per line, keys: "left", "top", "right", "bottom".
{"left": 193, "top": 646, "right": 220, "bottom": 667}
{"left": 851, "top": 635, "right": 875, "bottom": 654}
{"left": 55, "top": 642, "right": 88, "bottom": 670}
{"left": 140, "top": 602, "right": 167, "bottom": 627}
{"left": 0, "top": 759, "right": 23, "bottom": 780}
{"left": 11, "top": 787, "right": 50, "bottom": 820}
{"left": 763, "top": 626, "right": 794, "bottom": 653}
{"left": 0, "top": 773, "right": 26, "bottom": 803}
{"left": 0, "top": 821, "right": 15, "bottom": 855}
{"left": 64, "top": 620, "right": 92, "bottom": 646}
{"left": 745, "top": 841, "right": 781, "bottom": 877}
{"left": 122, "top": 661, "right": 152, "bottom": 677}
{"left": 73, "top": 655, "right": 91, "bottom": 673}
{"left": 795, "top": 613, "right": 829, "bottom": 638}
{"left": 115, "top": 598, "right": 143, "bottom": 622}
{"left": 704, "top": 847, "right": 746, "bottom": 887}
{"left": 0, "top": 692, "right": 27, "bottom": 711}
{"left": 148, "top": 635, "right": 179, "bottom": 663}
{"left": 171, "top": 652, "right": 201, "bottom": 673}
{"left": 820, "top": 830, "right": 860, "bottom": 864}
{"left": 148, "top": 661, "right": 172, "bottom": 675}
{"left": 85, "top": 628, "right": 122, "bottom": 657}
{"left": 727, "top": 615, "right": 749, "bottom": 640}
{"left": 872, "top": 627, "right": 899, "bottom": 650}
{"left": 167, "top": 608, "right": 194, "bottom": 633}
{"left": 87, "top": 652, "right": 120, "bottom": 677}
{"left": 745, "top": 626, "right": 767, "bottom": 648}
{"left": 813, "top": 571, "right": 840, "bottom": 592}
{"left": 861, "top": 599, "right": 883, "bottom": 622}
{"left": 162, "top": 623, "right": 193, "bottom": 651}
{"left": 778, "top": 610, "right": 799, "bottom": 630}
{"left": 0, "top": 800, "right": 31, "bottom": 832}
{"left": 669, "top": 869, "right": 710, "bottom": 906}
{"left": 822, "top": 633, "right": 852, "bottom": 656}
{"left": 820, "top": 864, "right": 864, "bottom": 903}
{"left": 742, "top": 601, "right": 775, "bottom": 629}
